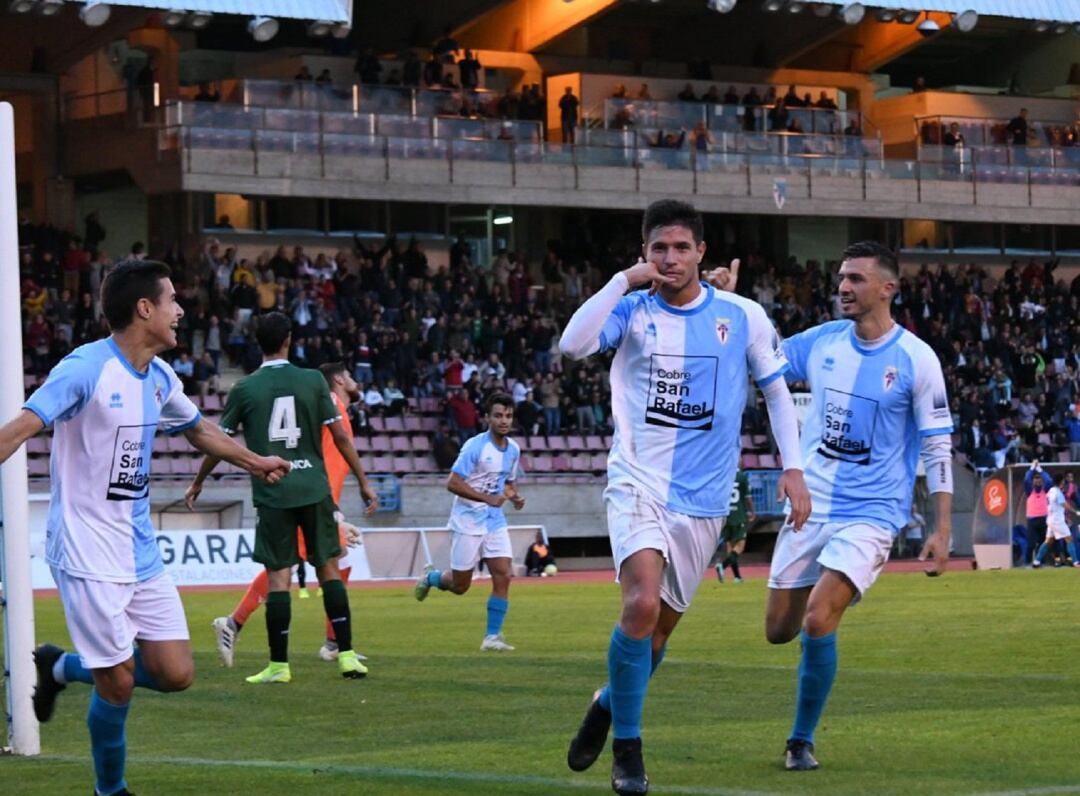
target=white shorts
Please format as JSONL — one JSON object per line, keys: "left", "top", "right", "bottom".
{"left": 52, "top": 568, "right": 190, "bottom": 669}
{"left": 450, "top": 528, "right": 513, "bottom": 572}
{"left": 1047, "top": 520, "right": 1073, "bottom": 541}
{"left": 605, "top": 482, "right": 725, "bottom": 613}
{"left": 768, "top": 520, "right": 893, "bottom": 599}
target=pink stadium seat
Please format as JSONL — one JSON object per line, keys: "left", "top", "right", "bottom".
{"left": 23, "top": 374, "right": 37, "bottom": 390}
{"left": 566, "top": 435, "right": 587, "bottom": 451}
{"left": 385, "top": 417, "right": 405, "bottom": 433}
{"left": 1058, "top": 451, "right": 1072, "bottom": 463}
{"left": 26, "top": 437, "right": 48, "bottom": 455}
{"left": 372, "top": 455, "right": 394, "bottom": 472}
{"left": 202, "top": 394, "right": 223, "bottom": 412}
{"left": 413, "top": 455, "right": 437, "bottom": 473}
{"left": 603, "top": 435, "right": 613, "bottom": 448}
{"left": 1038, "top": 433, "right": 1052, "bottom": 446}
{"left": 393, "top": 455, "right": 413, "bottom": 473}
{"left": 28, "top": 457, "right": 49, "bottom": 477}
{"left": 758, "top": 453, "right": 778, "bottom": 468}
{"left": 153, "top": 437, "right": 169, "bottom": 454}
{"left": 168, "top": 435, "right": 192, "bottom": 454}
{"left": 740, "top": 434, "right": 753, "bottom": 450}
{"left": 585, "top": 435, "right": 605, "bottom": 451}
{"left": 371, "top": 435, "right": 391, "bottom": 452}
{"left": 570, "top": 454, "right": 592, "bottom": 471}
{"left": 420, "top": 417, "right": 439, "bottom": 432}
{"left": 527, "top": 435, "right": 548, "bottom": 451}
{"left": 419, "top": 397, "right": 440, "bottom": 414}
{"left": 404, "top": 416, "right": 424, "bottom": 432}
{"left": 369, "top": 416, "right": 386, "bottom": 432}
{"left": 547, "top": 435, "right": 568, "bottom": 451}
{"left": 411, "top": 436, "right": 431, "bottom": 452}
{"left": 751, "top": 434, "right": 768, "bottom": 449}
{"left": 354, "top": 436, "right": 371, "bottom": 452}
{"left": 530, "top": 455, "right": 552, "bottom": 473}
{"left": 742, "top": 453, "right": 759, "bottom": 468}
{"left": 361, "top": 455, "right": 375, "bottom": 471}
{"left": 391, "top": 436, "right": 411, "bottom": 452}
{"left": 590, "top": 453, "right": 607, "bottom": 471}
{"left": 407, "top": 397, "right": 420, "bottom": 412}
{"left": 552, "top": 455, "right": 571, "bottom": 471}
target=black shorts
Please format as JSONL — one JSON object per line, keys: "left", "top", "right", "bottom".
{"left": 255, "top": 495, "right": 340, "bottom": 569}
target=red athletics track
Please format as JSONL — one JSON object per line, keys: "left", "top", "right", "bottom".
{"left": 29, "top": 557, "right": 976, "bottom": 597}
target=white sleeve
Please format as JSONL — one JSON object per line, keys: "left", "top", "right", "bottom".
{"left": 920, "top": 433, "right": 953, "bottom": 494}
{"left": 760, "top": 377, "right": 803, "bottom": 471}
{"left": 558, "top": 272, "right": 630, "bottom": 360}
{"left": 745, "top": 301, "right": 789, "bottom": 387}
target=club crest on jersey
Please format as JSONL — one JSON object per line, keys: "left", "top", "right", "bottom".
{"left": 154, "top": 386, "right": 164, "bottom": 406}
{"left": 883, "top": 366, "right": 898, "bottom": 392}
{"left": 715, "top": 318, "right": 731, "bottom": 345}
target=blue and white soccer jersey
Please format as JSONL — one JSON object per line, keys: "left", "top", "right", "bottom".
{"left": 599, "top": 283, "right": 787, "bottom": 611}
{"left": 768, "top": 321, "right": 953, "bottom": 596}
{"left": 447, "top": 431, "right": 520, "bottom": 571}
{"left": 25, "top": 338, "right": 201, "bottom": 666}
{"left": 1046, "top": 487, "right": 1071, "bottom": 540}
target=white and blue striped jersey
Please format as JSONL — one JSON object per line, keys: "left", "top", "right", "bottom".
{"left": 1047, "top": 486, "right": 1068, "bottom": 528}
{"left": 600, "top": 284, "right": 787, "bottom": 517}
{"left": 783, "top": 320, "right": 952, "bottom": 534}
{"left": 448, "top": 431, "right": 520, "bottom": 535}
{"left": 24, "top": 338, "right": 201, "bottom": 583}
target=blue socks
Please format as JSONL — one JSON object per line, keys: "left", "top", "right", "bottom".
{"left": 88, "top": 690, "right": 129, "bottom": 796}
{"left": 61, "top": 653, "right": 94, "bottom": 685}
{"left": 486, "top": 596, "right": 508, "bottom": 637}
{"left": 426, "top": 569, "right": 448, "bottom": 591}
{"left": 790, "top": 630, "right": 838, "bottom": 744}
{"left": 1035, "top": 542, "right": 1049, "bottom": 564}
{"left": 607, "top": 626, "right": 652, "bottom": 740}
{"left": 598, "top": 644, "right": 665, "bottom": 712}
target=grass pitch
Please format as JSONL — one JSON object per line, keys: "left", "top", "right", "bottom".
{"left": 4, "top": 568, "right": 1080, "bottom": 795}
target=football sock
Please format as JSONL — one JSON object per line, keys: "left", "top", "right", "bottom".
{"left": 486, "top": 595, "right": 508, "bottom": 637}
{"left": 296, "top": 564, "right": 307, "bottom": 589}
{"left": 321, "top": 579, "right": 352, "bottom": 653}
{"left": 426, "top": 568, "right": 448, "bottom": 591}
{"left": 326, "top": 567, "right": 351, "bottom": 641}
{"left": 58, "top": 652, "right": 94, "bottom": 685}
{"left": 790, "top": 630, "right": 838, "bottom": 744}
{"left": 1034, "top": 542, "right": 1049, "bottom": 564}
{"left": 608, "top": 625, "right": 652, "bottom": 740}
{"left": 598, "top": 644, "right": 665, "bottom": 712}
{"left": 131, "top": 648, "right": 166, "bottom": 692}
{"left": 87, "top": 690, "right": 129, "bottom": 796}
{"left": 233, "top": 569, "right": 269, "bottom": 627}
{"left": 1069, "top": 541, "right": 1079, "bottom": 562}
{"left": 265, "top": 591, "right": 291, "bottom": 663}
{"left": 728, "top": 554, "right": 742, "bottom": 579}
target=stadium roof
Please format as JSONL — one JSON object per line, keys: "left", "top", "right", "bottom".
{"left": 70, "top": 0, "right": 352, "bottom": 23}
{"left": 811, "top": 1, "right": 1080, "bottom": 23}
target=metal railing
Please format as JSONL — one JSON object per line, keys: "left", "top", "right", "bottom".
{"left": 917, "top": 114, "right": 1078, "bottom": 149}
{"left": 605, "top": 98, "right": 865, "bottom": 136}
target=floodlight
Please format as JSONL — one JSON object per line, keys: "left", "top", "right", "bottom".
{"left": 707, "top": 0, "right": 737, "bottom": 11}
{"left": 811, "top": 2, "right": 833, "bottom": 16}
{"left": 1033, "top": 20, "right": 1051, "bottom": 33}
{"left": 840, "top": 3, "right": 864, "bottom": 25}
{"left": 161, "top": 8, "right": 185, "bottom": 27}
{"left": 762, "top": 0, "right": 784, "bottom": 11}
{"left": 79, "top": 0, "right": 110, "bottom": 26}
{"left": 8, "top": 0, "right": 35, "bottom": 12}
{"left": 953, "top": 9, "right": 978, "bottom": 32}
{"left": 875, "top": 8, "right": 897, "bottom": 22}
{"left": 188, "top": 11, "right": 212, "bottom": 28}
{"left": 37, "top": 0, "right": 63, "bottom": 15}
{"left": 331, "top": 23, "right": 350, "bottom": 38}
{"left": 787, "top": 1, "right": 805, "bottom": 13}
{"left": 1053, "top": 22, "right": 1070, "bottom": 34}
{"left": 916, "top": 17, "right": 940, "bottom": 36}
{"left": 897, "top": 9, "right": 920, "bottom": 24}
{"left": 493, "top": 212, "right": 513, "bottom": 225}
{"left": 307, "top": 19, "right": 332, "bottom": 37}
{"left": 248, "top": 16, "right": 279, "bottom": 42}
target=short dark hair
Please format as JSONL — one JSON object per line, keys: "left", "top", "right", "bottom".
{"left": 642, "top": 199, "right": 704, "bottom": 244}
{"left": 255, "top": 311, "right": 292, "bottom": 355}
{"left": 318, "top": 361, "right": 347, "bottom": 387}
{"left": 100, "top": 260, "right": 172, "bottom": 331}
{"left": 485, "top": 392, "right": 514, "bottom": 414}
{"left": 841, "top": 240, "right": 898, "bottom": 278}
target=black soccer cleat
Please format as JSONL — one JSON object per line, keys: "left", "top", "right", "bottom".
{"left": 784, "top": 738, "right": 820, "bottom": 771}
{"left": 611, "top": 737, "right": 648, "bottom": 795}
{"left": 33, "top": 643, "right": 67, "bottom": 723}
{"left": 567, "top": 692, "right": 612, "bottom": 771}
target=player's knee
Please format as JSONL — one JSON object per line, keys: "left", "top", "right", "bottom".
{"left": 765, "top": 621, "right": 799, "bottom": 645}
{"left": 802, "top": 607, "right": 837, "bottom": 638}
{"left": 450, "top": 577, "right": 471, "bottom": 595}
{"left": 621, "top": 593, "right": 661, "bottom": 633}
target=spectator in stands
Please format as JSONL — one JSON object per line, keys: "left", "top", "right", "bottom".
{"left": 194, "top": 81, "right": 221, "bottom": 103}
{"left": 912, "top": 76, "right": 927, "bottom": 93}
{"left": 26, "top": 312, "right": 51, "bottom": 377}
{"left": 1024, "top": 461, "right": 1052, "bottom": 565}
{"left": 294, "top": 65, "right": 313, "bottom": 82}
{"left": 1017, "top": 393, "right": 1039, "bottom": 429}
{"left": 537, "top": 373, "right": 561, "bottom": 434}
{"left": 637, "top": 83, "right": 652, "bottom": 100}
{"left": 364, "top": 382, "right": 385, "bottom": 415}
{"left": 446, "top": 387, "right": 478, "bottom": 443}
{"left": 1007, "top": 108, "right": 1029, "bottom": 161}
{"left": 458, "top": 49, "right": 481, "bottom": 90}
{"left": 814, "top": 91, "right": 837, "bottom": 110}
{"left": 83, "top": 211, "right": 105, "bottom": 256}
{"left": 677, "top": 83, "right": 697, "bottom": 102}
{"left": 525, "top": 531, "right": 557, "bottom": 576}
{"left": 422, "top": 54, "right": 443, "bottom": 88}
{"left": 742, "top": 86, "right": 762, "bottom": 131}
{"left": 516, "top": 388, "right": 542, "bottom": 435}
{"left": 173, "top": 352, "right": 195, "bottom": 394}
{"left": 383, "top": 379, "right": 407, "bottom": 416}
{"left": 611, "top": 84, "right": 627, "bottom": 99}
{"left": 1067, "top": 408, "right": 1080, "bottom": 462}
{"left": 768, "top": 97, "right": 789, "bottom": 132}
{"left": 315, "top": 69, "right": 333, "bottom": 85}
{"left": 137, "top": 57, "right": 156, "bottom": 122}
{"left": 193, "top": 351, "right": 219, "bottom": 399}
{"left": 783, "top": 84, "right": 802, "bottom": 107}
{"left": 402, "top": 51, "right": 422, "bottom": 87}
{"left": 205, "top": 315, "right": 223, "bottom": 371}
{"left": 433, "top": 25, "right": 460, "bottom": 63}
{"left": 62, "top": 237, "right": 88, "bottom": 297}
{"left": 723, "top": 85, "right": 739, "bottom": 104}
{"left": 559, "top": 87, "right": 580, "bottom": 144}
{"left": 432, "top": 421, "right": 461, "bottom": 470}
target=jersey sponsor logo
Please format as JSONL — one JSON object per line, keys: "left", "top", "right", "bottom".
{"left": 107, "top": 424, "right": 153, "bottom": 500}
{"left": 772, "top": 332, "right": 784, "bottom": 360}
{"left": 716, "top": 318, "right": 731, "bottom": 345}
{"left": 109, "top": 392, "right": 123, "bottom": 409}
{"left": 645, "top": 353, "right": 718, "bottom": 431}
{"left": 822, "top": 356, "right": 835, "bottom": 371}
{"left": 883, "top": 366, "right": 898, "bottom": 392}
{"left": 289, "top": 459, "right": 314, "bottom": 469}
{"left": 931, "top": 389, "right": 950, "bottom": 420}
{"left": 983, "top": 478, "right": 1007, "bottom": 516}
{"left": 817, "top": 388, "right": 878, "bottom": 465}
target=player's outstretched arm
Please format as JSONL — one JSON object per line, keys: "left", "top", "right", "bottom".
{"left": 447, "top": 472, "right": 505, "bottom": 507}
{"left": 183, "top": 419, "right": 290, "bottom": 506}
{"left": 504, "top": 480, "right": 525, "bottom": 510}
{"left": 919, "top": 490, "right": 953, "bottom": 576}
{"left": 329, "top": 420, "right": 379, "bottom": 514}
{"left": 559, "top": 259, "right": 671, "bottom": 360}
{"left": 759, "top": 377, "right": 810, "bottom": 528}
{"left": 0, "top": 410, "right": 45, "bottom": 466}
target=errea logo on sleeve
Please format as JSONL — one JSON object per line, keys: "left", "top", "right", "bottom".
{"left": 109, "top": 392, "right": 124, "bottom": 409}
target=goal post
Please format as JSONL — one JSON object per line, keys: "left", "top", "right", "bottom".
{"left": 0, "top": 100, "right": 40, "bottom": 755}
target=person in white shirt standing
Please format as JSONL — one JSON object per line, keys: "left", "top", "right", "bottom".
{"left": 558, "top": 199, "right": 810, "bottom": 795}
{"left": 0, "top": 261, "right": 289, "bottom": 796}
{"left": 1033, "top": 470, "right": 1080, "bottom": 567}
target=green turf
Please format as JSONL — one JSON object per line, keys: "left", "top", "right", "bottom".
{"left": 4, "top": 569, "right": 1080, "bottom": 795}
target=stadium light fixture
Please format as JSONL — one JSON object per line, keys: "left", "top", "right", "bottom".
{"left": 493, "top": 212, "right": 513, "bottom": 225}
{"left": 248, "top": 16, "right": 279, "bottom": 42}
{"left": 79, "top": 0, "right": 110, "bottom": 26}
{"left": 306, "top": 19, "right": 332, "bottom": 37}
{"left": 1032, "top": 20, "right": 1051, "bottom": 33}
{"left": 875, "top": 8, "right": 897, "bottom": 22}
{"left": 897, "top": 9, "right": 920, "bottom": 24}
{"left": 188, "top": 10, "right": 212, "bottom": 28}
{"left": 706, "top": 0, "right": 737, "bottom": 12}
{"left": 916, "top": 16, "right": 940, "bottom": 36}
{"left": 161, "top": 8, "right": 185, "bottom": 27}
{"left": 36, "top": 0, "right": 63, "bottom": 15}
{"left": 811, "top": 2, "right": 833, "bottom": 16}
{"left": 331, "top": 22, "right": 350, "bottom": 38}
{"left": 8, "top": 0, "right": 35, "bottom": 12}
{"left": 787, "top": 1, "right": 805, "bottom": 13}
{"left": 839, "top": 3, "right": 864, "bottom": 25}
{"left": 953, "top": 9, "right": 978, "bottom": 33}
{"left": 762, "top": 0, "right": 784, "bottom": 12}
{"left": 1053, "top": 22, "right": 1070, "bottom": 34}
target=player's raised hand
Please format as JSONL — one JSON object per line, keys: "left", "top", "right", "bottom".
{"left": 361, "top": 482, "right": 380, "bottom": 515}
{"left": 778, "top": 468, "right": 811, "bottom": 530}
{"left": 919, "top": 529, "right": 950, "bottom": 577}
{"left": 510, "top": 494, "right": 525, "bottom": 510}
{"left": 184, "top": 480, "right": 202, "bottom": 511}
{"left": 703, "top": 258, "right": 740, "bottom": 292}
{"left": 252, "top": 455, "right": 291, "bottom": 484}
{"left": 487, "top": 494, "right": 508, "bottom": 508}
{"left": 623, "top": 257, "right": 676, "bottom": 295}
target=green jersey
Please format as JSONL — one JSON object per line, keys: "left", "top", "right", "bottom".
{"left": 219, "top": 360, "right": 341, "bottom": 509}
{"left": 726, "top": 471, "right": 751, "bottom": 528}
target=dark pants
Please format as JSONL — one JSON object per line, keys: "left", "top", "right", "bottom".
{"left": 1026, "top": 516, "right": 1047, "bottom": 564}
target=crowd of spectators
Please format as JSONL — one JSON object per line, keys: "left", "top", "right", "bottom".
{"left": 18, "top": 209, "right": 1080, "bottom": 472}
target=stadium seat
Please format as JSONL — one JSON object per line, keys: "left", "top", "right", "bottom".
{"left": 552, "top": 455, "right": 571, "bottom": 471}
{"left": 527, "top": 435, "right": 548, "bottom": 451}
{"left": 570, "top": 454, "right": 591, "bottom": 471}
{"left": 420, "top": 417, "right": 439, "bottom": 432}
{"left": 411, "top": 435, "right": 431, "bottom": 452}
{"left": 419, "top": 397, "right": 441, "bottom": 413}
{"left": 585, "top": 435, "right": 605, "bottom": 450}
{"left": 354, "top": 436, "right": 371, "bottom": 452}
{"left": 391, "top": 436, "right": 411, "bottom": 452}
{"left": 28, "top": 458, "right": 49, "bottom": 477}
{"left": 530, "top": 455, "right": 553, "bottom": 473}
{"left": 168, "top": 435, "right": 192, "bottom": 454}
{"left": 566, "top": 435, "right": 587, "bottom": 451}
{"left": 740, "top": 434, "right": 753, "bottom": 449}
{"left": 758, "top": 453, "right": 778, "bottom": 468}
{"left": 361, "top": 455, "right": 375, "bottom": 472}
{"left": 385, "top": 417, "right": 405, "bottom": 433}
{"left": 153, "top": 437, "right": 169, "bottom": 454}
{"left": 751, "top": 434, "right": 769, "bottom": 449}
{"left": 412, "top": 455, "right": 438, "bottom": 473}
{"left": 590, "top": 453, "right": 607, "bottom": 471}
{"left": 393, "top": 455, "right": 413, "bottom": 473}
{"left": 26, "top": 437, "right": 48, "bottom": 455}
{"left": 371, "top": 435, "right": 392, "bottom": 452}
{"left": 603, "top": 435, "right": 613, "bottom": 448}
{"left": 742, "top": 453, "right": 760, "bottom": 468}
{"left": 1058, "top": 451, "right": 1072, "bottom": 463}
{"left": 548, "top": 435, "right": 568, "bottom": 451}
{"left": 202, "top": 394, "right": 223, "bottom": 412}
{"left": 369, "top": 416, "right": 386, "bottom": 432}
{"left": 404, "top": 415, "right": 424, "bottom": 432}
{"left": 372, "top": 455, "right": 394, "bottom": 473}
